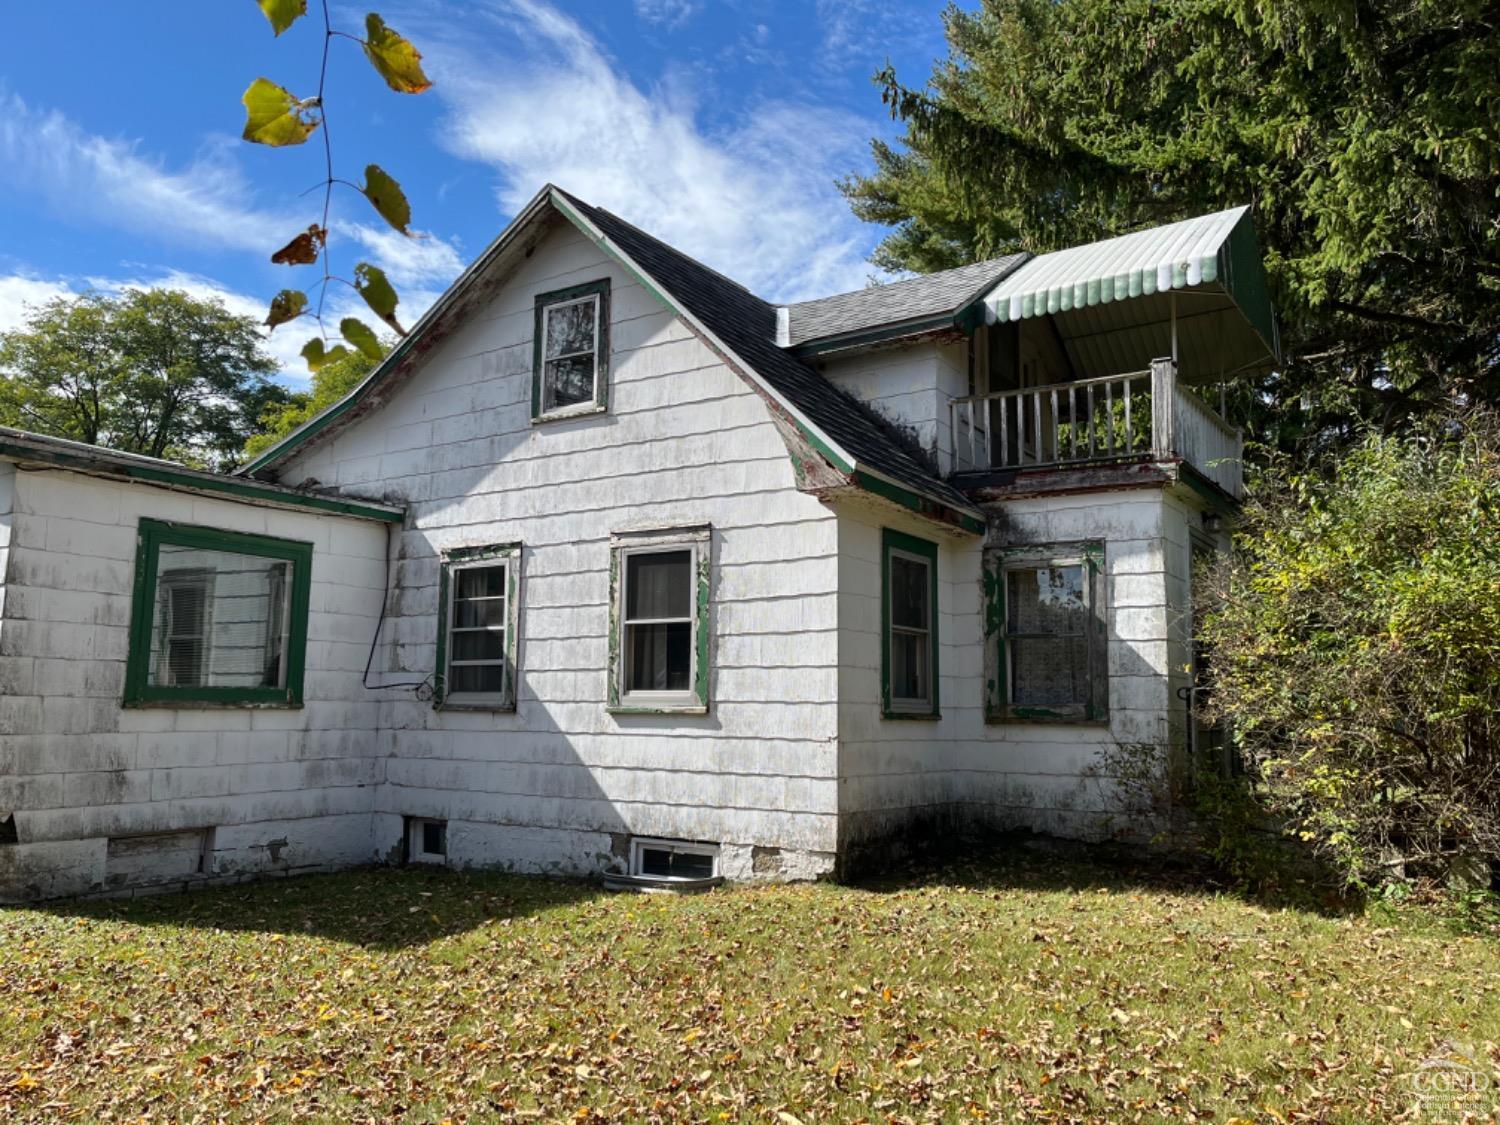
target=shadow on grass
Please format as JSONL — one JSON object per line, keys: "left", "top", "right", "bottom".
{"left": 27, "top": 865, "right": 606, "bottom": 950}
{"left": 849, "top": 832, "right": 1361, "bottom": 919}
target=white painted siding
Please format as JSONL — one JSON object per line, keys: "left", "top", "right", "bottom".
{"left": 277, "top": 220, "right": 842, "bottom": 879}
{"left": 0, "top": 469, "right": 387, "bottom": 901}
{"left": 818, "top": 338, "right": 970, "bottom": 475}
{"left": 836, "top": 487, "right": 1186, "bottom": 866}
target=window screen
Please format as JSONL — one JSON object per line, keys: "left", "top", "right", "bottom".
{"left": 623, "top": 550, "right": 692, "bottom": 694}
{"left": 147, "top": 547, "right": 292, "bottom": 690}
{"left": 541, "top": 295, "right": 598, "bottom": 412}
{"left": 447, "top": 563, "right": 507, "bottom": 696}
{"left": 1006, "top": 565, "right": 1089, "bottom": 706}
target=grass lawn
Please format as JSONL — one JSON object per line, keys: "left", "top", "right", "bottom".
{"left": 2, "top": 847, "right": 1496, "bottom": 1122}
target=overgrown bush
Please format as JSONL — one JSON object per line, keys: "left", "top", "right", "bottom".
{"left": 1200, "top": 412, "right": 1500, "bottom": 890}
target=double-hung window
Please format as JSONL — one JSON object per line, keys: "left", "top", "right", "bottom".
{"left": 985, "top": 543, "right": 1107, "bottom": 722}
{"left": 436, "top": 543, "right": 521, "bottom": 709}
{"left": 608, "top": 526, "right": 710, "bottom": 713}
{"left": 532, "top": 279, "right": 610, "bottom": 420}
{"left": 881, "top": 529, "right": 940, "bottom": 718}
{"left": 124, "top": 520, "right": 311, "bottom": 707}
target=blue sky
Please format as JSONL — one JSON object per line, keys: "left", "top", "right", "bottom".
{"left": 0, "top": 0, "right": 952, "bottom": 384}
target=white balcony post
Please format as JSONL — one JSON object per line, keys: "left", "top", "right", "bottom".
{"left": 1150, "top": 357, "right": 1177, "bottom": 459}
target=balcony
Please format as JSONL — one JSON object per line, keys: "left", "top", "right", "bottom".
{"left": 947, "top": 358, "right": 1244, "bottom": 499}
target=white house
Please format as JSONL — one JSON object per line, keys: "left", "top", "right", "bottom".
{"left": 0, "top": 186, "right": 1278, "bottom": 900}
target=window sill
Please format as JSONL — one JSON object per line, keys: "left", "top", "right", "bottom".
{"left": 532, "top": 402, "right": 607, "bottom": 425}
{"left": 123, "top": 698, "right": 303, "bottom": 710}
{"left": 987, "top": 709, "right": 1109, "bottom": 726}
{"left": 882, "top": 708, "right": 942, "bottom": 721}
{"left": 436, "top": 699, "right": 517, "bottom": 713}
{"left": 608, "top": 703, "right": 709, "bottom": 717}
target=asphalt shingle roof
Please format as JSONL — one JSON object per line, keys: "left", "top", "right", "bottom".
{"left": 784, "top": 255, "right": 1029, "bottom": 348}
{"left": 557, "top": 191, "right": 978, "bottom": 515}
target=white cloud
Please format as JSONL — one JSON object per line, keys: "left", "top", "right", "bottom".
{"left": 634, "top": 0, "right": 699, "bottom": 28}
{"left": 340, "top": 221, "right": 464, "bottom": 288}
{"left": 0, "top": 89, "right": 286, "bottom": 252}
{"left": 409, "top": 0, "right": 884, "bottom": 302}
{"left": 0, "top": 274, "right": 75, "bottom": 333}
{"left": 0, "top": 85, "right": 464, "bottom": 304}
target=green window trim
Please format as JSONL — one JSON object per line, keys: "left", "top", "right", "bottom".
{"left": 983, "top": 541, "right": 1108, "bottom": 724}
{"left": 607, "top": 525, "right": 711, "bottom": 715}
{"left": 531, "top": 278, "right": 611, "bottom": 422}
{"left": 881, "top": 528, "right": 941, "bottom": 720}
{"left": 434, "top": 543, "right": 522, "bottom": 711}
{"left": 124, "top": 519, "right": 313, "bottom": 708}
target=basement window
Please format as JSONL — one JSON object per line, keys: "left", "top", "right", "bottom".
{"left": 881, "top": 528, "right": 940, "bottom": 719}
{"left": 608, "top": 526, "right": 711, "bottom": 713}
{"left": 985, "top": 542, "right": 1108, "bottom": 723}
{"left": 532, "top": 278, "right": 610, "bottom": 420}
{"left": 407, "top": 817, "right": 447, "bottom": 864}
{"left": 124, "top": 520, "right": 311, "bottom": 707}
{"left": 630, "top": 838, "right": 718, "bottom": 881}
{"left": 436, "top": 543, "right": 521, "bottom": 709}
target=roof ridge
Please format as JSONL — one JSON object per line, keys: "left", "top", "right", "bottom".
{"left": 784, "top": 253, "right": 1026, "bottom": 311}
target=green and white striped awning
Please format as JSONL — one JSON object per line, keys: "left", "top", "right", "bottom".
{"left": 967, "top": 206, "right": 1280, "bottom": 379}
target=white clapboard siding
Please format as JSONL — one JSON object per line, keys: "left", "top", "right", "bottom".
{"left": 0, "top": 469, "right": 388, "bottom": 900}
{"left": 836, "top": 484, "right": 1199, "bottom": 857}
{"left": 278, "top": 221, "right": 842, "bottom": 876}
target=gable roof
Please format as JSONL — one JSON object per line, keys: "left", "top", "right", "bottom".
{"left": 784, "top": 254, "right": 1028, "bottom": 352}
{"left": 243, "top": 185, "right": 984, "bottom": 530}
{"left": 550, "top": 190, "right": 981, "bottom": 519}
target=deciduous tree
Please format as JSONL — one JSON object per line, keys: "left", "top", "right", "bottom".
{"left": 0, "top": 289, "right": 288, "bottom": 469}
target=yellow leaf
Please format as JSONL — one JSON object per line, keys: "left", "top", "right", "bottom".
{"left": 362, "top": 14, "right": 432, "bottom": 94}
{"left": 241, "top": 78, "right": 319, "bottom": 146}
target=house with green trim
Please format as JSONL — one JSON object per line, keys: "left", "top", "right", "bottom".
{"left": 0, "top": 187, "right": 1277, "bottom": 900}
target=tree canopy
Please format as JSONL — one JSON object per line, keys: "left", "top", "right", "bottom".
{"left": 0, "top": 288, "right": 290, "bottom": 470}
{"left": 843, "top": 0, "right": 1500, "bottom": 454}
{"left": 243, "top": 345, "right": 377, "bottom": 461}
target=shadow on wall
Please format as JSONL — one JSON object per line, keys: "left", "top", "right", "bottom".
{"left": 24, "top": 865, "right": 606, "bottom": 951}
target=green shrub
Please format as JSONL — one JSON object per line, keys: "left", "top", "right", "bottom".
{"left": 1200, "top": 412, "right": 1500, "bottom": 890}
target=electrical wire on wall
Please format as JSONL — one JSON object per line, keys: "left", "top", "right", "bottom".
{"left": 361, "top": 520, "right": 434, "bottom": 700}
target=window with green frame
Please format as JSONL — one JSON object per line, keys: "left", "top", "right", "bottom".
{"left": 607, "top": 526, "right": 710, "bottom": 714}
{"left": 435, "top": 543, "right": 522, "bottom": 710}
{"left": 532, "top": 278, "right": 610, "bottom": 421}
{"left": 881, "top": 528, "right": 940, "bottom": 719}
{"left": 124, "top": 520, "right": 312, "bottom": 707}
{"left": 984, "top": 542, "right": 1108, "bottom": 723}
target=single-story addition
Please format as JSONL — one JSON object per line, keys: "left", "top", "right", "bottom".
{"left": 0, "top": 186, "right": 1279, "bottom": 901}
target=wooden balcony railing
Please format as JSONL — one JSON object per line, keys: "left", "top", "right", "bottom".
{"left": 947, "top": 358, "right": 1244, "bottom": 499}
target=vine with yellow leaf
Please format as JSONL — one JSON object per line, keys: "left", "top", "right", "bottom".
{"left": 244, "top": 0, "right": 433, "bottom": 375}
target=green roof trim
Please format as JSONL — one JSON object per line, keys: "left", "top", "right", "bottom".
{"left": 0, "top": 431, "right": 404, "bottom": 523}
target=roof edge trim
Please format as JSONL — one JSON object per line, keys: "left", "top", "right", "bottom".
{"left": 0, "top": 433, "right": 405, "bottom": 522}
{"left": 239, "top": 185, "right": 561, "bottom": 477}
{"left": 551, "top": 192, "right": 985, "bottom": 532}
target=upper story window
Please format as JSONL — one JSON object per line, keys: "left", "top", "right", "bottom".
{"left": 532, "top": 279, "right": 610, "bottom": 421}
{"left": 985, "top": 542, "right": 1108, "bottom": 723}
{"left": 608, "top": 526, "right": 710, "bottom": 714}
{"left": 124, "top": 520, "right": 311, "bottom": 708}
{"left": 881, "top": 529, "right": 940, "bottom": 719}
{"left": 436, "top": 543, "right": 522, "bottom": 710}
